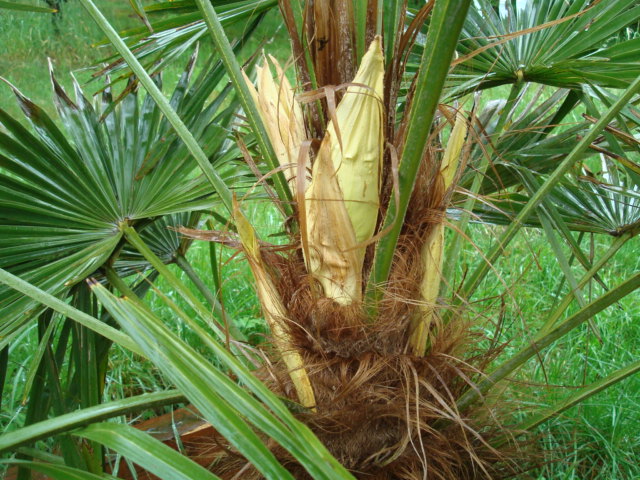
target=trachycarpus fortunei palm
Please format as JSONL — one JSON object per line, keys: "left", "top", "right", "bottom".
{"left": 3, "top": 1, "right": 640, "bottom": 479}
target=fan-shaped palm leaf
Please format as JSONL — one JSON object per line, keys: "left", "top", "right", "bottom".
{"left": 450, "top": 0, "right": 640, "bottom": 96}
{"left": 467, "top": 176, "right": 640, "bottom": 236}
{"left": 114, "top": 213, "right": 199, "bottom": 277}
{"left": 0, "top": 52, "right": 246, "bottom": 346}
{"left": 455, "top": 88, "right": 588, "bottom": 196}
{"left": 469, "top": 99, "right": 640, "bottom": 236}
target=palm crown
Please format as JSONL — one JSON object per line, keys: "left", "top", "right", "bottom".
{"left": 0, "top": 1, "right": 639, "bottom": 479}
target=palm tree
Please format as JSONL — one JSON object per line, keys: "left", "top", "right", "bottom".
{"left": 1, "top": 0, "right": 639, "bottom": 478}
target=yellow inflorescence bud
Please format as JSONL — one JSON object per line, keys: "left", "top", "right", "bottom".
{"left": 440, "top": 111, "right": 467, "bottom": 189}
{"left": 234, "top": 198, "right": 316, "bottom": 409}
{"left": 243, "top": 56, "right": 307, "bottom": 195}
{"left": 305, "top": 136, "right": 362, "bottom": 305}
{"left": 247, "top": 39, "right": 384, "bottom": 307}
{"left": 324, "top": 36, "right": 384, "bottom": 250}
{"left": 303, "top": 37, "right": 384, "bottom": 305}
{"left": 410, "top": 111, "right": 468, "bottom": 356}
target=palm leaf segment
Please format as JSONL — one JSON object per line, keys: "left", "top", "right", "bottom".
{"left": 115, "top": 212, "right": 199, "bottom": 277}
{"left": 0, "top": 54, "right": 246, "bottom": 346}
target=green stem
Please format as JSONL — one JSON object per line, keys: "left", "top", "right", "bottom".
{"left": 454, "top": 73, "right": 640, "bottom": 306}
{"left": 289, "top": 0, "right": 319, "bottom": 92}
{"left": 520, "top": 170, "right": 602, "bottom": 340}
{"left": 194, "top": 0, "right": 292, "bottom": 213}
{"left": 376, "top": 0, "right": 384, "bottom": 36}
{"left": 0, "top": 346, "right": 7, "bottom": 405}
{"left": 206, "top": 219, "right": 224, "bottom": 303}
{"left": 104, "top": 267, "right": 146, "bottom": 306}
{"left": 383, "top": 0, "right": 403, "bottom": 66}
{"left": 456, "top": 271, "right": 640, "bottom": 412}
{"left": 16, "top": 318, "right": 52, "bottom": 480}
{"left": 507, "top": 359, "right": 640, "bottom": 439}
{"left": 14, "top": 448, "right": 63, "bottom": 465}
{"left": 40, "top": 312, "right": 86, "bottom": 470}
{"left": 537, "top": 232, "right": 632, "bottom": 335}
{"left": 73, "top": 286, "right": 102, "bottom": 473}
{"left": 174, "top": 254, "right": 220, "bottom": 313}
{"left": 354, "top": 0, "right": 368, "bottom": 61}
{"left": 21, "top": 316, "right": 58, "bottom": 404}
{"left": 79, "top": 0, "right": 234, "bottom": 214}
{"left": 367, "top": 0, "right": 472, "bottom": 309}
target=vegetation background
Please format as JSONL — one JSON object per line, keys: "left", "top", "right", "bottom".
{"left": 0, "top": 1, "right": 639, "bottom": 479}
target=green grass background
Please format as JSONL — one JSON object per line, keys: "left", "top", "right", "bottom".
{"left": 0, "top": 2, "right": 639, "bottom": 479}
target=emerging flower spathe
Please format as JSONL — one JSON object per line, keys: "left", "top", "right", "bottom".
{"left": 243, "top": 54, "right": 307, "bottom": 195}
{"left": 246, "top": 37, "right": 385, "bottom": 306}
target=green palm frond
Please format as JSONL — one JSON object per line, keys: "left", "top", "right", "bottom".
{"left": 2, "top": 1, "right": 640, "bottom": 478}
{"left": 0, "top": 461, "right": 117, "bottom": 480}
{"left": 0, "top": 51, "right": 247, "bottom": 346}
{"left": 77, "top": 423, "right": 222, "bottom": 480}
{"left": 450, "top": 0, "right": 640, "bottom": 95}
{"left": 456, "top": 87, "right": 588, "bottom": 195}
{"left": 113, "top": 212, "right": 199, "bottom": 277}
{"left": 545, "top": 162, "right": 640, "bottom": 236}
{"left": 467, "top": 174, "right": 640, "bottom": 236}
{"left": 470, "top": 99, "right": 640, "bottom": 235}
{"left": 90, "top": 282, "right": 355, "bottom": 479}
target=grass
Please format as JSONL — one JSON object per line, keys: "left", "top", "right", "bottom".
{"left": 1, "top": 3, "right": 639, "bottom": 479}
{"left": 0, "top": 1, "right": 135, "bottom": 119}
{"left": 463, "top": 226, "right": 640, "bottom": 479}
